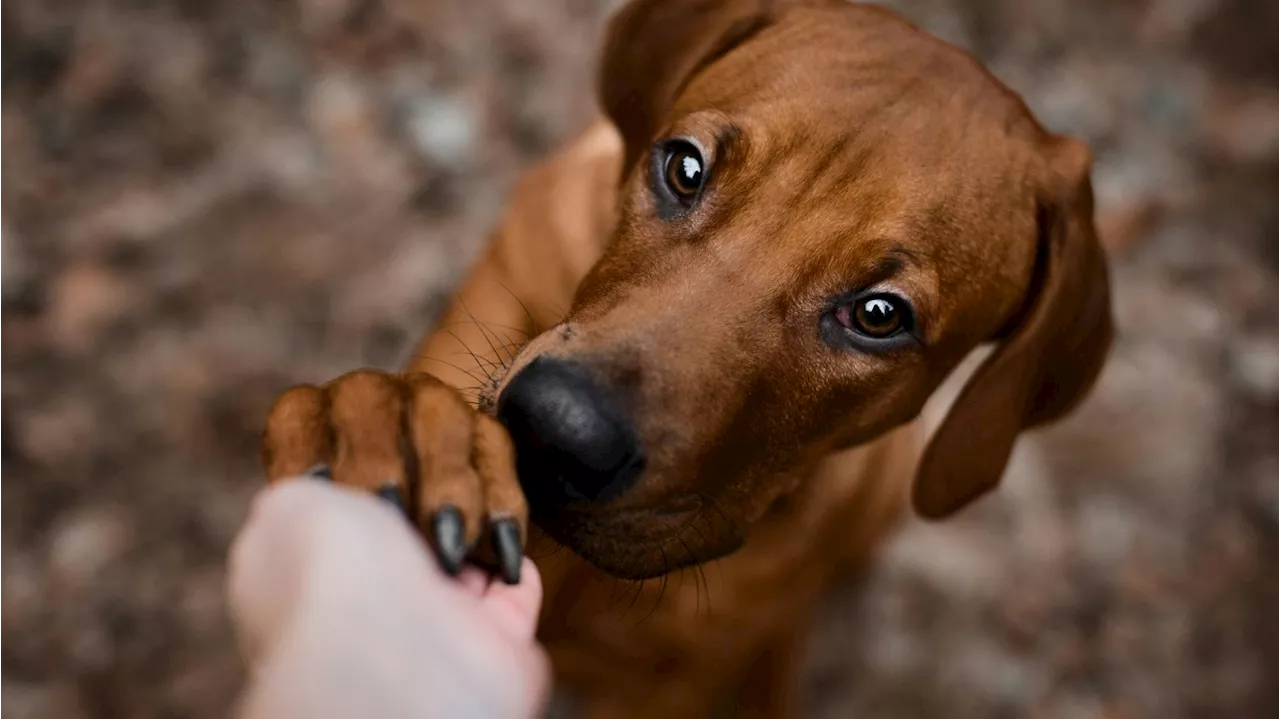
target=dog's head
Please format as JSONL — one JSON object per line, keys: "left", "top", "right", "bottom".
{"left": 495, "top": 0, "right": 1112, "bottom": 579}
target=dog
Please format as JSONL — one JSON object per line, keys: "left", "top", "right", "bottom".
{"left": 261, "top": 0, "right": 1114, "bottom": 715}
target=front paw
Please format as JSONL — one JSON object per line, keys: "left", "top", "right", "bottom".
{"left": 261, "top": 370, "right": 527, "bottom": 583}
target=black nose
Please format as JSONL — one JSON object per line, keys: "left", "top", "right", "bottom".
{"left": 496, "top": 356, "right": 645, "bottom": 507}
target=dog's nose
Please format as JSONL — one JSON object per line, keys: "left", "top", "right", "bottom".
{"left": 496, "top": 356, "right": 645, "bottom": 507}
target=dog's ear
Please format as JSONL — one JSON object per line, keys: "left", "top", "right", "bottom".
{"left": 597, "top": 0, "right": 780, "bottom": 174}
{"left": 913, "top": 137, "right": 1114, "bottom": 519}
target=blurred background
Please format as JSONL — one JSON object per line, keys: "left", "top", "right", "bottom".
{"left": 1, "top": 0, "right": 1275, "bottom": 716}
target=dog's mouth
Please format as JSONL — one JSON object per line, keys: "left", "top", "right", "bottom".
{"left": 528, "top": 494, "right": 746, "bottom": 580}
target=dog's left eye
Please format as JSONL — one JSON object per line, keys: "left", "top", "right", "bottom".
{"left": 664, "top": 144, "right": 704, "bottom": 199}
{"left": 835, "top": 295, "right": 906, "bottom": 338}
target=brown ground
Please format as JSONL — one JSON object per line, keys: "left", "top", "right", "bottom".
{"left": 2, "top": 0, "right": 1275, "bottom": 717}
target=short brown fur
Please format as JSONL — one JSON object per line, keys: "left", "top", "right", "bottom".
{"left": 261, "top": 1, "right": 1113, "bottom": 715}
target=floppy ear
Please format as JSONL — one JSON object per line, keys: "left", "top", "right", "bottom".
{"left": 913, "top": 137, "right": 1114, "bottom": 519}
{"left": 597, "top": 0, "right": 781, "bottom": 174}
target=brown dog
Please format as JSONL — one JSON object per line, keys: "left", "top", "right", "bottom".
{"left": 261, "top": 0, "right": 1113, "bottom": 716}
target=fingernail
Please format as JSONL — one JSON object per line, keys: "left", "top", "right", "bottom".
{"left": 491, "top": 519, "right": 522, "bottom": 585}
{"left": 376, "top": 483, "right": 405, "bottom": 514}
{"left": 432, "top": 506, "right": 467, "bottom": 576}
{"left": 307, "top": 463, "right": 332, "bottom": 481}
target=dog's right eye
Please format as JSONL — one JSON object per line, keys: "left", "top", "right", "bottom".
{"left": 663, "top": 143, "right": 704, "bottom": 199}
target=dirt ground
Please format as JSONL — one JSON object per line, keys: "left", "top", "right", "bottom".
{"left": 2, "top": 0, "right": 1275, "bottom": 717}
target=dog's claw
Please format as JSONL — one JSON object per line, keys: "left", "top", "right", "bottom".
{"left": 431, "top": 506, "right": 468, "bottom": 576}
{"left": 491, "top": 518, "right": 522, "bottom": 585}
{"left": 376, "top": 483, "right": 405, "bottom": 514}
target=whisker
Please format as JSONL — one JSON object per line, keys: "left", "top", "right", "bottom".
{"left": 698, "top": 564, "right": 712, "bottom": 618}
{"left": 637, "top": 549, "right": 670, "bottom": 626}
{"left": 698, "top": 504, "right": 731, "bottom": 593}
{"left": 443, "top": 346, "right": 501, "bottom": 371}
{"left": 529, "top": 542, "right": 565, "bottom": 560}
{"left": 488, "top": 326, "right": 531, "bottom": 358}
{"left": 459, "top": 299, "right": 517, "bottom": 364}
{"left": 624, "top": 578, "right": 647, "bottom": 617}
{"left": 440, "top": 329, "right": 503, "bottom": 376}
{"left": 435, "top": 319, "right": 533, "bottom": 338}
{"left": 701, "top": 491, "right": 735, "bottom": 533}
{"left": 674, "top": 534, "right": 701, "bottom": 618}
{"left": 606, "top": 577, "right": 634, "bottom": 610}
{"left": 411, "top": 354, "right": 490, "bottom": 386}
{"left": 681, "top": 503, "right": 724, "bottom": 614}
{"left": 497, "top": 281, "right": 544, "bottom": 335}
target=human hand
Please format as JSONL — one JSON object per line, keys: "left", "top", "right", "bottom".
{"left": 227, "top": 478, "right": 549, "bottom": 719}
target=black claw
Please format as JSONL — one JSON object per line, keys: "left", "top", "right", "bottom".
{"left": 376, "top": 484, "right": 405, "bottom": 514}
{"left": 431, "top": 506, "right": 468, "bottom": 576}
{"left": 307, "top": 463, "right": 332, "bottom": 481}
{"left": 491, "top": 519, "right": 522, "bottom": 585}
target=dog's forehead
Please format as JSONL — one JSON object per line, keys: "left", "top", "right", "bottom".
{"left": 678, "top": 5, "right": 1044, "bottom": 159}
{"left": 667, "top": 7, "right": 1047, "bottom": 249}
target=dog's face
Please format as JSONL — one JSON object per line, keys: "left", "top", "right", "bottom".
{"left": 495, "top": 0, "right": 1112, "bottom": 579}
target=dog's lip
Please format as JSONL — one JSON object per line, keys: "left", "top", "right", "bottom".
{"left": 578, "top": 492, "right": 702, "bottom": 519}
{"left": 533, "top": 492, "right": 704, "bottom": 535}
{"left": 530, "top": 493, "right": 747, "bottom": 580}
{"left": 610, "top": 492, "right": 703, "bottom": 518}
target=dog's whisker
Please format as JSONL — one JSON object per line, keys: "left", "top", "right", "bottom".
{"left": 439, "top": 329, "right": 504, "bottom": 376}
{"left": 412, "top": 354, "right": 491, "bottom": 387}
{"left": 675, "top": 527, "right": 716, "bottom": 616}
{"left": 702, "top": 522, "right": 730, "bottom": 595}
{"left": 623, "top": 577, "right": 647, "bottom": 618}
{"left": 458, "top": 298, "right": 519, "bottom": 365}
{"left": 453, "top": 307, "right": 509, "bottom": 368}
{"left": 436, "top": 319, "right": 533, "bottom": 338}
{"left": 444, "top": 347, "right": 502, "bottom": 370}
{"left": 699, "top": 565, "right": 713, "bottom": 619}
{"left": 605, "top": 577, "right": 633, "bottom": 611}
{"left": 497, "top": 281, "right": 545, "bottom": 335}
{"left": 673, "top": 534, "right": 700, "bottom": 617}
{"left": 677, "top": 512, "right": 719, "bottom": 617}
{"left": 636, "top": 550, "right": 670, "bottom": 627}
{"left": 674, "top": 565, "right": 690, "bottom": 616}
{"left": 489, "top": 326, "right": 531, "bottom": 357}
{"left": 528, "top": 541, "right": 555, "bottom": 560}
{"left": 700, "top": 492, "right": 735, "bottom": 535}
{"left": 697, "top": 494, "right": 739, "bottom": 584}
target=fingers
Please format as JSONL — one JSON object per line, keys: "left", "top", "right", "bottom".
{"left": 229, "top": 479, "right": 424, "bottom": 666}
{"left": 405, "top": 374, "right": 484, "bottom": 575}
{"left": 231, "top": 480, "right": 552, "bottom": 719}
{"left": 472, "top": 414, "right": 528, "bottom": 585}
{"left": 478, "top": 558, "right": 543, "bottom": 642}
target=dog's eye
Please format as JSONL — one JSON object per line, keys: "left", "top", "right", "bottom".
{"left": 664, "top": 145, "right": 704, "bottom": 199}
{"left": 836, "top": 296, "right": 903, "bottom": 338}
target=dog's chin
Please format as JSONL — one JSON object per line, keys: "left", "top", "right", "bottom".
{"left": 532, "top": 509, "right": 745, "bottom": 580}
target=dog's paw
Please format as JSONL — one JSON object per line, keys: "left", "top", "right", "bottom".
{"left": 261, "top": 370, "right": 527, "bottom": 584}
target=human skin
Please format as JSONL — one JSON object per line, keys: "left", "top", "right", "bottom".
{"left": 226, "top": 479, "right": 550, "bottom": 719}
